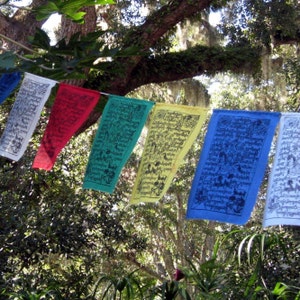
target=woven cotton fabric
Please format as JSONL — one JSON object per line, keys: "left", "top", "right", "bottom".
{"left": 33, "top": 83, "right": 100, "bottom": 170}
{"left": 130, "top": 103, "right": 208, "bottom": 204}
{"left": 0, "top": 72, "right": 21, "bottom": 104}
{"left": 186, "top": 109, "right": 280, "bottom": 225}
{"left": 263, "top": 113, "right": 300, "bottom": 227}
{"left": 0, "top": 73, "right": 56, "bottom": 161}
{"left": 83, "top": 95, "right": 154, "bottom": 193}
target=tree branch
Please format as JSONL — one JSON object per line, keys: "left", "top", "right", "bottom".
{"left": 0, "top": 33, "right": 38, "bottom": 53}
{"left": 97, "top": 0, "right": 217, "bottom": 94}
{"left": 125, "top": 44, "right": 261, "bottom": 91}
{"left": 79, "top": 44, "right": 261, "bottom": 135}
{"left": 121, "top": 253, "right": 164, "bottom": 282}
{"left": 123, "top": 0, "right": 216, "bottom": 50}
{"left": 86, "top": 44, "right": 261, "bottom": 94}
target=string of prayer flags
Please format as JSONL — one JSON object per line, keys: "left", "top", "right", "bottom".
{"left": 0, "top": 72, "right": 21, "bottom": 104}
{"left": 186, "top": 109, "right": 280, "bottom": 225}
{"left": 83, "top": 95, "right": 154, "bottom": 193}
{"left": 32, "top": 83, "right": 100, "bottom": 170}
{"left": 263, "top": 113, "right": 300, "bottom": 227}
{"left": 1, "top": 68, "right": 296, "bottom": 228}
{"left": 130, "top": 103, "right": 209, "bottom": 204}
{"left": 0, "top": 73, "right": 56, "bottom": 161}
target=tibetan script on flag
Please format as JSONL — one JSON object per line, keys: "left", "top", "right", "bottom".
{"left": 32, "top": 83, "right": 100, "bottom": 170}
{"left": 130, "top": 103, "right": 208, "bottom": 204}
{"left": 263, "top": 113, "right": 300, "bottom": 227}
{"left": 186, "top": 110, "right": 280, "bottom": 225}
{"left": 83, "top": 95, "right": 154, "bottom": 193}
{"left": 0, "top": 73, "right": 56, "bottom": 161}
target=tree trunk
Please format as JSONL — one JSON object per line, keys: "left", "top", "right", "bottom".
{"left": 0, "top": 0, "right": 48, "bottom": 50}
{"left": 59, "top": 7, "right": 97, "bottom": 42}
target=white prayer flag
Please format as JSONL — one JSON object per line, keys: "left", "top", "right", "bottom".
{"left": 0, "top": 73, "right": 56, "bottom": 161}
{"left": 263, "top": 113, "right": 300, "bottom": 227}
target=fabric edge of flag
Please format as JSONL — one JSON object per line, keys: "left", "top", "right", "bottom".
{"left": 262, "top": 112, "right": 300, "bottom": 228}
{"left": 185, "top": 213, "right": 248, "bottom": 225}
{"left": 186, "top": 110, "right": 280, "bottom": 225}
{"left": 130, "top": 105, "right": 209, "bottom": 204}
{"left": 82, "top": 181, "right": 114, "bottom": 194}
{"left": 83, "top": 96, "right": 154, "bottom": 194}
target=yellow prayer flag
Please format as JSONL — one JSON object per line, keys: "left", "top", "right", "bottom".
{"left": 130, "top": 103, "right": 209, "bottom": 204}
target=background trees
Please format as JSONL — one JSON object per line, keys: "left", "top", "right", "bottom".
{"left": 0, "top": 0, "right": 300, "bottom": 299}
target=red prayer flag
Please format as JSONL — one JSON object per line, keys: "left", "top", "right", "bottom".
{"left": 32, "top": 83, "right": 100, "bottom": 170}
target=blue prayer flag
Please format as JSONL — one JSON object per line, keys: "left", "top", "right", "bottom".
{"left": 83, "top": 95, "right": 154, "bottom": 193}
{"left": 186, "top": 109, "right": 280, "bottom": 225}
{"left": 0, "top": 72, "right": 21, "bottom": 104}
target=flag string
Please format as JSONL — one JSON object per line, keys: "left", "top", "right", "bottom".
{"left": 1, "top": 70, "right": 300, "bottom": 227}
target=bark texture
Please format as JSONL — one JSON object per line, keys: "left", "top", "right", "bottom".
{"left": 0, "top": 0, "right": 48, "bottom": 50}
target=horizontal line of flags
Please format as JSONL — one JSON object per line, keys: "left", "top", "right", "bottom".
{"left": 0, "top": 71, "right": 299, "bottom": 228}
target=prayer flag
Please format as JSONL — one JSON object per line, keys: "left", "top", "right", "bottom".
{"left": 0, "top": 73, "right": 56, "bottom": 161}
{"left": 263, "top": 113, "right": 300, "bottom": 227}
{"left": 0, "top": 72, "right": 21, "bottom": 104}
{"left": 32, "top": 83, "right": 100, "bottom": 170}
{"left": 186, "top": 109, "right": 280, "bottom": 225}
{"left": 83, "top": 95, "right": 154, "bottom": 193}
{"left": 130, "top": 103, "right": 208, "bottom": 204}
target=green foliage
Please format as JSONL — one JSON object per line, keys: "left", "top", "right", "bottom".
{"left": 185, "top": 258, "right": 226, "bottom": 299}
{"left": 89, "top": 270, "right": 145, "bottom": 299}
{"left": 283, "top": 56, "right": 300, "bottom": 109}
{"left": 0, "top": 51, "right": 17, "bottom": 69}
{"left": 271, "top": 282, "right": 300, "bottom": 300}
{"left": 0, "top": 28, "right": 141, "bottom": 81}
{"left": 175, "top": 228, "right": 300, "bottom": 299}
{"left": 147, "top": 280, "right": 192, "bottom": 300}
{"left": 3, "top": 286, "right": 64, "bottom": 300}
{"left": 220, "top": 0, "right": 300, "bottom": 48}
{"left": 35, "top": 0, "right": 115, "bottom": 23}
{"left": 1, "top": 1, "right": 300, "bottom": 298}
{"left": 0, "top": 93, "right": 299, "bottom": 299}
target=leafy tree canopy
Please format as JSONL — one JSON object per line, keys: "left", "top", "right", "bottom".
{"left": 3, "top": 0, "right": 299, "bottom": 130}
{"left": 1, "top": 1, "right": 300, "bottom": 298}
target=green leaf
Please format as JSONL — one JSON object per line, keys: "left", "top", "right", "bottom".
{"left": 116, "top": 278, "right": 127, "bottom": 292}
{"left": 36, "top": 0, "right": 114, "bottom": 22}
{"left": 247, "top": 233, "right": 258, "bottom": 265}
{"left": 238, "top": 234, "right": 251, "bottom": 266}
{"left": 61, "top": 0, "right": 115, "bottom": 9}
{"left": 260, "top": 233, "right": 266, "bottom": 262}
{"left": 244, "top": 270, "right": 258, "bottom": 297}
{"left": 65, "top": 11, "right": 86, "bottom": 23}
{"left": 272, "top": 282, "right": 288, "bottom": 296}
{"left": 117, "top": 45, "right": 141, "bottom": 56}
{"left": 79, "top": 30, "right": 106, "bottom": 42}
{"left": 29, "top": 28, "right": 50, "bottom": 50}
{"left": 0, "top": 52, "right": 17, "bottom": 69}
{"left": 86, "top": 0, "right": 115, "bottom": 4}
{"left": 179, "top": 289, "right": 192, "bottom": 300}
{"left": 35, "top": 2, "right": 59, "bottom": 20}
{"left": 58, "top": 0, "right": 90, "bottom": 11}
